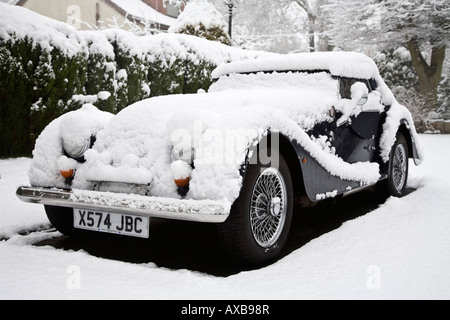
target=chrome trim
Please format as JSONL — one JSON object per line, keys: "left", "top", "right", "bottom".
{"left": 16, "top": 186, "right": 230, "bottom": 223}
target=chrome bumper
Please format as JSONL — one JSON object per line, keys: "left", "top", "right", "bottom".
{"left": 16, "top": 186, "right": 231, "bottom": 223}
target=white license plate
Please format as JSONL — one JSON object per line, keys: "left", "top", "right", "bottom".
{"left": 73, "top": 209, "right": 149, "bottom": 238}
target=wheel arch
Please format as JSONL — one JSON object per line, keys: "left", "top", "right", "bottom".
{"left": 398, "top": 120, "right": 414, "bottom": 160}
{"left": 242, "top": 131, "right": 308, "bottom": 207}
{"left": 397, "top": 118, "right": 422, "bottom": 165}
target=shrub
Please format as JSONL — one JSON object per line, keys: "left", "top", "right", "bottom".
{"left": 168, "top": 0, "right": 231, "bottom": 46}
{"left": 177, "top": 23, "right": 231, "bottom": 46}
{"left": 0, "top": 40, "right": 31, "bottom": 157}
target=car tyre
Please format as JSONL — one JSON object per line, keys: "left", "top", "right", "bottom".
{"left": 45, "top": 205, "right": 79, "bottom": 236}
{"left": 377, "top": 132, "right": 409, "bottom": 198}
{"left": 218, "top": 149, "right": 293, "bottom": 267}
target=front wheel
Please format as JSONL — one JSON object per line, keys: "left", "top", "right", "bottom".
{"left": 218, "top": 151, "right": 293, "bottom": 267}
{"left": 45, "top": 205, "right": 79, "bottom": 236}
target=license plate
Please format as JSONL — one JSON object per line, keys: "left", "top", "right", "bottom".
{"left": 73, "top": 209, "right": 149, "bottom": 238}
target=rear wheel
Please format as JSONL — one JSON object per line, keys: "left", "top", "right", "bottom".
{"left": 218, "top": 150, "right": 293, "bottom": 267}
{"left": 377, "top": 132, "right": 409, "bottom": 198}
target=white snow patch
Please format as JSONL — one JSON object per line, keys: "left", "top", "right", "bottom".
{"left": 171, "top": 160, "right": 192, "bottom": 180}
{"left": 1, "top": 136, "right": 449, "bottom": 299}
{"left": 29, "top": 105, "right": 113, "bottom": 189}
{"left": 212, "top": 51, "right": 379, "bottom": 80}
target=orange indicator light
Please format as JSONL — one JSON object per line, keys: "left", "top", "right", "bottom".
{"left": 60, "top": 169, "right": 74, "bottom": 179}
{"left": 174, "top": 177, "right": 190, "bottom": 187}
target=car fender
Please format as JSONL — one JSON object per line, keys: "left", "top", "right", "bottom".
{"left": 240, "top": 131, "right": 364, "bottom": 204}
{"left": 398, "top": 118, "right": 422, "bottom": 166}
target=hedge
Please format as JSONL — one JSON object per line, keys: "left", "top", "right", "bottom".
{"left": 0, "top": 6, "right": 265, "bottom": 158}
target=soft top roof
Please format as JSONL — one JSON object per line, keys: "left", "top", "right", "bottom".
{"left": 212, "top": 51, "right": 379, "bottom": 80}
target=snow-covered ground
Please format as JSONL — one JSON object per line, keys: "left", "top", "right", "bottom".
{"left": 1, "top": 134, "right": 449, "bottom": 300}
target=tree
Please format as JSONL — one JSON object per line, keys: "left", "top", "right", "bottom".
{"left": 324, "top": 0, "right": 450, "bottom": 110}
{"left": 289, "top": 0, "right": 320, "bottom": 51}
{"left": 208, "top": 0, "right": 310, "bottom": 53}
{"left": 285, "top": 0, "right": 317, "bottom": 51}
{"left": 258, "top": 0, "right": 333, "bottom": 52}
{"left": 437, "top": 50, "right": 450, "bottom": 119}
{"left": 168, "top": 0, "right": 231, "bottom": 45}
{"left": 373, "top": 48, "right": 434, "bottom": 131}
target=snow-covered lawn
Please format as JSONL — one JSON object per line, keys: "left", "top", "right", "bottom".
{"left": 0, "top": 134, "right": 449, "bottom": 299}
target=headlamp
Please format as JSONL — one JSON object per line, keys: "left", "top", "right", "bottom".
{"left": 62, "top": 137, "right": 91, "bottom": 159}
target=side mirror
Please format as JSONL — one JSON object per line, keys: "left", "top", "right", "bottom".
{"left": 357, "top": 93, "right": 368, "bottom": 106}
{"left": 351, "top": 82, "right": 369, "bottom": 106}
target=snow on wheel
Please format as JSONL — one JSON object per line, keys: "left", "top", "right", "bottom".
{"left": 218, "top": 150, "right": 293, "bottom": 267}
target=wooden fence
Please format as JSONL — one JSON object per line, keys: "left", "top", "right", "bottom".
{"left": 426, "top": 120, "right": 450, "bottom": 134}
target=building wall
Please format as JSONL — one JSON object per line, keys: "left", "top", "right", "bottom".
{"left": 142, "top": 0, "right": 166, "bottom": 15}
{"left": 17, "top": 0, "right": 178, "bottom": 31}
{"left": 142, "top": 0, "right": 181, "bottom": 18}
{"left": 18, "top": 0, "right": 128, "bottom": 30}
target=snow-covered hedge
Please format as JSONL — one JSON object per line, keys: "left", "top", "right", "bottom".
{"left": 168, "top": 0, "right": 231, "bottom": 46}
{"left": 0, "top": 3, "right": 266, "bottom": 158}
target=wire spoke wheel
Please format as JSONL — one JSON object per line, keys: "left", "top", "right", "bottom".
{"left": 392, "top": 143, "right": 407, "bottom": 192}
{"left": 249, "top": 167, "right": 287, "bottom": 248}
{"left": 218, "top": 147, "right": 293, "bottom": 266}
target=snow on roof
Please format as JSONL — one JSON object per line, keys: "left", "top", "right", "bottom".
{"left": 0, "top": 2, "right": 85, "bottom": 57}
{"left": 110, "top": 0, "right": 176, "bottom": 27}
{"left": 212, "top": 51, "right": 380, "bottom": 80}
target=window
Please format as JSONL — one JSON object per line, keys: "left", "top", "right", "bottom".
{"left": 339, "top": 77, "right": 372, "bottom": 99}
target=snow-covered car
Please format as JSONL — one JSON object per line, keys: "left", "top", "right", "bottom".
{"left": 17, "top": 52, "right": 422, "bottom": 266}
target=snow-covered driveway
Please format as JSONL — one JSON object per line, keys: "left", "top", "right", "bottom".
{"left": 1, "top": 134, "right": 449, "bottom": 299}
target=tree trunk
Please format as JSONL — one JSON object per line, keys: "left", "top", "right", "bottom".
{"left": 292, "top": 1, "right": 317, "bottom": 52}
{"left": 308, "top": 13, "right": 316, "bottom": 52}
{"left": 407, "top": 39, "right": 446, "bottom": 111}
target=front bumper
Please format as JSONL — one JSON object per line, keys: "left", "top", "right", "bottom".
{"left": 16, "top": 186, "right": 231, "bottom": 223}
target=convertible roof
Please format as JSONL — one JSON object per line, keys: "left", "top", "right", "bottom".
{"left": 212, "top": 51, "right": 379, "bottom": 80}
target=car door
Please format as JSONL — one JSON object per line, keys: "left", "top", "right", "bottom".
{"left": 332, "top": 77, "right": 384, "bottom": 164}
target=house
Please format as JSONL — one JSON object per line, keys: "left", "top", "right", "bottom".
{"left": 6, "top": 0, "right": 179, "bottom": 31}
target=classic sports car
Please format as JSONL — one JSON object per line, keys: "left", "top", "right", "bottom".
{"left": 17, "top": 52, "right": 422, "bottom": 266}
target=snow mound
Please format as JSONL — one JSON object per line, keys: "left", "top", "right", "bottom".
{"left": 29, "top": 105, "right": 113, "bottom": 189}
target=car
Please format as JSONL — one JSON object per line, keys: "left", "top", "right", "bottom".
{"left": 17, "top": 51, "right": 423, "bottom": 266}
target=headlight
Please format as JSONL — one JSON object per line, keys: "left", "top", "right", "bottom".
{"left": 62, "top": 137, "right": 91, "bottom": 159}
{"left": 171, "top": 145, "right": 195, "bottom": 164}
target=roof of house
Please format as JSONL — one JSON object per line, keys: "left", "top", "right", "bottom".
{"left": 110, "top": 0, "right": 176, "bottom": 27}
